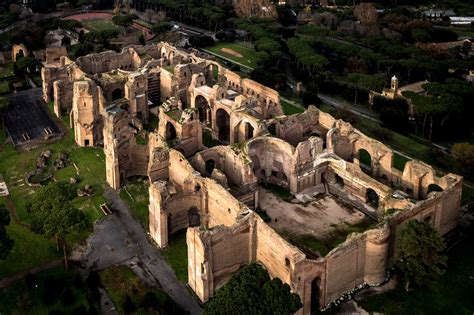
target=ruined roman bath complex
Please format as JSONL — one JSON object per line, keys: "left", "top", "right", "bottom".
{"left": 42, "top": 43, "right": 462, "bottom": 314}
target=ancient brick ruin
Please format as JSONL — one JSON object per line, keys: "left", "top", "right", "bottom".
{"left": 42, "top": 42, "right": 463, "bottom": 314}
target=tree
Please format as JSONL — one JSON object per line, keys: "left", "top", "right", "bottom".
{"left": 354, "top": 3, "right": 378, "bottom": 25}
{"left": 452, "top": 143, "right": 474, "bottom": 178}
{"left": 27, "top": 182, "right": 88, "bottom": 268}
{"left": 0, "top": 204, "right": 14, "bottom": 260}
{"left": 151, "top": 22, "right": 171, "bottom": 34}
{"left": 112, "top": 14, "right": 138, "bottom": 28}
{"left": 348, "top": 73, "right": 385, "bottom": 106}
{"left": 397, "top": 220, "right": 447, "bottom": 291}
{"left": 205, "top": 263, "right": 302, "bottom": 315}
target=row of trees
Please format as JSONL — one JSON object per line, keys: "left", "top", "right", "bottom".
{"left": 0, "top": 204, "right": 13, "bottom": 260}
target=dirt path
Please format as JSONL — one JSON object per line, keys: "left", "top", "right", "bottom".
{"left": 4, "top": 195, "right": 30, "bottom": 229}
{"left": 0, "top": 259, "right": 62, "bottom": 289}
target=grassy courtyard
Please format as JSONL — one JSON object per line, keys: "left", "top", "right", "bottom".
{"left": 203, "top": 42, "right": 258, "bottom": 69}
{"left": 119, "top": 177, "right": 149, "bottom": 229}
{"left": 161, "top": 230, "right": 188, "bottom": 283}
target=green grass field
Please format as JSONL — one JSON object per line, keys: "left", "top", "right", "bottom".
{"left": 0, "top": 81, "right": 10, "bottom": 94}
{"left": 161, "top": 230, "right": 188, "bottom": 283}
{"left": 280, "top": 99, "right": 305, "bottom": 115}
{"left": 203, "top": 42, "right": 258, "bottom": 69}
{"left": 82, "top": 19, "right": 120, "bottom": 32}
{"left": 0, "top": 103, "right": 106, "bottom": 278}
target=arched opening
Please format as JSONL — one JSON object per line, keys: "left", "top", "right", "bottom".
{"left": 216, "top": 108, "right": 230, "bottom": 143}
{"left": 268, "top": 123, "right": 277, "bottom": 136}
{"left": 188, "top": 207, "right": 200, "bottom": 227}
{"left": 166, "top": 122, "right": 177, "bottom": 141}
{"left": 358, "top": 149, "right": 372, "bottom": 172}
{"left": 195, "top": 95, "right": 210, "bottom": 123}
{"left": 311, "top": 278, "right": 321, "bottom": 313}
{"left": 335, "top": 174, "right": 344, "bottom": 187}
{"left": 205, "top": 159, "right": 215, "bottom": 176}
{"left": 367, "top": 188, "right": 379, "bottom": 208}
{"left": 244, "top": 122, "right": 254, "bottom": 141}
{"left": 112, "top": 88, "right": 123, "bottom": 101}
{"left": 428, "top": 184, "right": 443, "bottom": 194}
{"left": 16, "top": 49, "right": 24, "bottom": 60}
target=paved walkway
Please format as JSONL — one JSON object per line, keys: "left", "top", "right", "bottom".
{"left": 80, "top": 187, "right": 202, "bottom": 315}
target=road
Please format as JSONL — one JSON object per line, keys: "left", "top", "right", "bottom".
{"left": 76, "top": 187, "right": 202, "bottom": 315}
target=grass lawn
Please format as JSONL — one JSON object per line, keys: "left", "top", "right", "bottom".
{"left": 280, "top": 98, "right": 305, "bottom": 115}
{"left": 119, "top": 178, "right": 149, "bottom": 229}
{"left": 359, "top": 232, "right": 474, "bottom": 314}
{"left": 82, "top": 19, "right": 120, "bottom": 32}
{"left": 161, "top": 229, "right": 188, "bottom": 283}
{"left": 0, "top": 81, "right": 10, "bottom": 94}
{"left": 203, "top": 41, "right": 258, "bottom": 69}
{"left": 0, "top": 103, "right": 106, "bottom": 278}
{"left": 100, "top": 265, "right": 181, "bottom": 314}
{"left": 0, "top": 266, "right": 97, "bottom": 314}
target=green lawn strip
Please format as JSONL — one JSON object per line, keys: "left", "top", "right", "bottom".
{"left": 359, "top": 232, "right": 474, "bottom": 314}
{"left": 100, "top": 265, "right": 181, "bottom": 314}
{"left": 164, "top": 64, "right": 175, "bottom": 74}
{"left": 0, "top": 266, "right": 96, "bottom": 314}
{"left": 203, "top": 42, "right": 257, "bottom": 69}
{"left": 280, "top": 98, "right": 304, "bottom": 115}
{"left": 119, "top": 178, "right": 149, "bottom": 229}
{"left": 161, "top": 229, "right": 188, "bottom": 283}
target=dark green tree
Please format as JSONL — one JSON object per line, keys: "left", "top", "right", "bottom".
{"left": 151, "top": 22, "right": 171, "bottom": 34}
{"left": 0, "top": 204, "right": 14, "bottom": 260}
{"left": 205, "top": 263, "right": 302, "bottom": 315}
{"left": 28, "top": 182, "right": 87, "bottom": 269}
{"left": 397, "top": 220, "right": 447, "bottom": 290}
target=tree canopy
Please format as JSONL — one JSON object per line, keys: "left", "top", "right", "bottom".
{"left": 27, "top": 182, "right": 88, "bottom": 267}
{"left": 204, "top": 263, "right": 302, "bottom": 315}
{"left": 397, "top": 220, "right": 447, "bottom": 290}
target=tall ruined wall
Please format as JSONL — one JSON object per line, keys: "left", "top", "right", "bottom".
{"left": 125, "top": 72, "right": 149, "bottom": 120}
{"left": 76, "top": 49, "right": 134, "bottom": 74}
{"left": 72, "top": 80, "right": 103, "bottom": 147}
{"left": 277, "top": 107, "right": 321, "bottom": 146}
{"left": 53, "top": 79, "right": 74, "bottom": 116}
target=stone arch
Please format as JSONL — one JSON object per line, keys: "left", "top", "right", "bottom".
{"left": 268, "top": 123, "right": 277, "bottom": 136}
{"left": 358, "top": 148, "right": 372, "bottom": 172}
{"left": 335, "top": 174, "right": 344, "bottom": 187}
{"left": 427, "top": 183, "right": 443, "bottom": 194}
{"left": 216, "top": 108, "right": 231, "bottom": 143}
{"left": 195, "top": 95, "right": 211, "bottom": 123}
{"left": 166, "top": 122, "right": 177, "bottom": 141}
{"left": 367, "top": 188, "right": 379, "bottom": 208}
{"left": 205, "top": 159, "right": 215, "bottom": 176}
{"left": 234, "top": 119, "right": 258, "bottom": 143}
{"left": 311, "top": 278, "right": 321, "bottom": 313}
{"left": 188, "top": 206, "right": 200, "bottom": 227}
{"left": 112, "top": 88, "right": 123, "bottom": 101}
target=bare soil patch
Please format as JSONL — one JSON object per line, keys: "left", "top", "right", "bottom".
{"left": 221, "top": 47, "right": 243, "bottom": 58}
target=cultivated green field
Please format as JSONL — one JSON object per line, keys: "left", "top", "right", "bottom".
{"left": 203, "top": 42, "right": 258, "bottom": 69}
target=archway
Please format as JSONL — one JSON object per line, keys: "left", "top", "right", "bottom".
{"left": 268, "top": 123, "right": 277, "bottom": 136}
{"left": 428, "top": 184, "right": 443, "bottom": 194}
{"left": 16, "top": 49, "right": 24, "bottom": 61}
{"left": 311, "top": 278, "right": 321, "bottom": 313}
{"left": 112, "top": 88, "right": 123, "bottom": 101}
{"left": 166, "top": 122, "right": 177, "bottom": 141}
{"left": 195, "top": 95, "right": 210, "bottom": 123}
{"left": 335, "top": 174, "right": 344, "bottom": 187}
{"left": 367, "top": 188, "right": 379, "bottom": 208}
{"left": 358, "top": 149, "right": 372, "bottom": 171}
{"left": 244, "top": 122, "right": 254, "bottom": 141}
{"left": 205, "top": 159, "right": 215, "bottom": 176}
{"left": 216, "top": 108, "right": 230, "bottom": 143}
{"left": 188, "top": 207, "right": 200, "bottom": 227}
